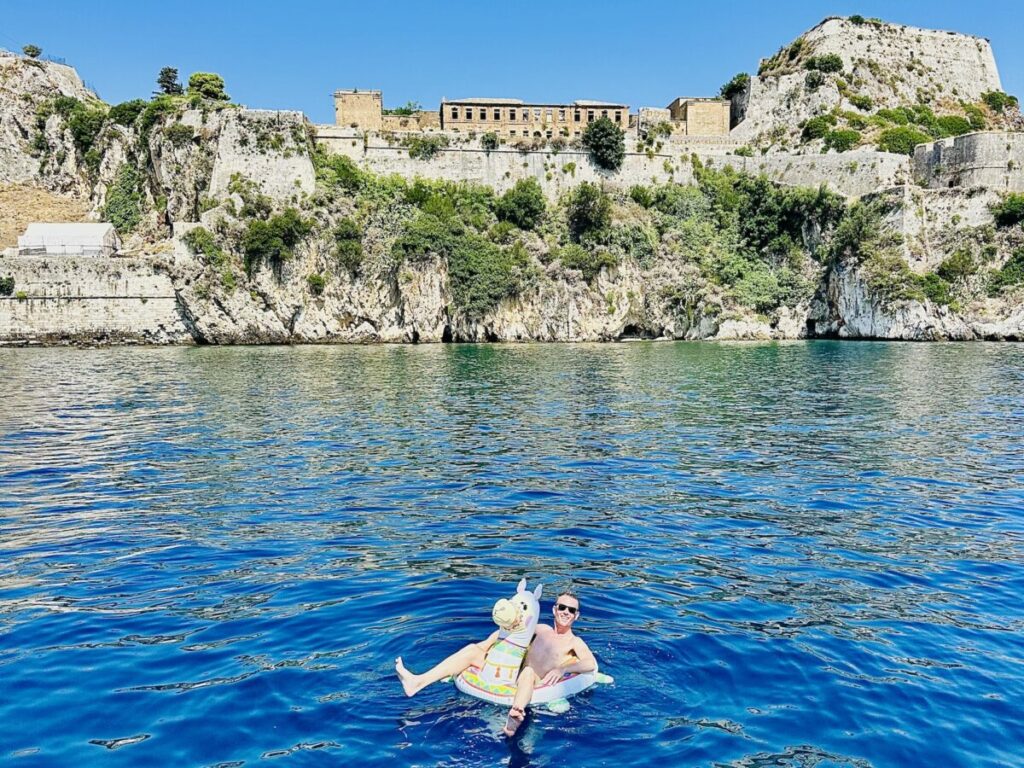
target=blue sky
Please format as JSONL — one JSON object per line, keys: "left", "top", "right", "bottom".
{"left": 1, "top": 0, "right": 1021, "bottom": 124}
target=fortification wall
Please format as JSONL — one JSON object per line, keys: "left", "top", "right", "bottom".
{"left": 724, "top": 149, "right": 910, "bottom": 198}
{"left": 0, "top": 256, "right": 191, "bottom": 344}
{"left": 208, "top": 110, "right": 315, "bottom": 201}
{"left": 317, "top": 128, "right": 892, "bottom": 198}
{"left": 912, "top": 131, "right": 1024, "bottom": 191}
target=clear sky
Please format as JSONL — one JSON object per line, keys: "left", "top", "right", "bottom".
{"left": 1, "top": 0, "right": 1021, "bottom": 124}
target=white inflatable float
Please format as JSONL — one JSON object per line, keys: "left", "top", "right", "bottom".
{"left": 454, "top": 579, "right": 613, "bottom": 712}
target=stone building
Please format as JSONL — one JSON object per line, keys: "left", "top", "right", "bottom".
{"left": 439, "top": 98, "right": 630, "bottom": 139}
{"left": 333, "top": 90, "right": 440, "bottom": 133}
{"left": 638, "top": 98, "right": 731, "bottom": 135}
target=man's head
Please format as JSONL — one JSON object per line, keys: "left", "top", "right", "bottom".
{"left": 552, "top": 590, "right": 580, "bottom": 629}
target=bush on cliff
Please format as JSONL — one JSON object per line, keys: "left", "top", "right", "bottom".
{"left": 334, "top": 217, "right": 363, "bottom": 273}
{"left": 0, "top": 277, "right": 14, "bottom": 296}
{"left": 241, "top": 208, "right": 310, "bottom": 275}
{"left": 102, "top": 165, "right": 144, "bottom": 234}
{"left": 108, "top": 99, "right": 147, "bottom": 127}
{"left": 582, "top": 117, "right": 625, "bottom": 172}
{"left": 987, "top": 248, "right": 1024, "bottom": 295}
{"left": 22, "top": 44, "right": 42, "bottom": 59}
{"left": 404, "top": 134, "right": 449, "bottom": 160}
{"left": 555, "top": 244, "right": 617, "bottom": 282}
{"left": 823, "top": 129, "right": 861, "bottom": 152}
{"left": 156, "top": 67, "right": 184, "bottom": 96}
{"left": 182, "top": 226, "right": 226, "bottom": 266}
{"left": 448, "top": 238, "right": 531, "bottom": 317}
{"left": 991, "top": 193, "right": 1024, "bottom": 228}
{"left": 876, "top": 126, "right": 930, "bottom": 155}
{"left": 804, "top": 54, "right": 843, "bottom": 73}
{"left": 496, "top": 178, "right": 545, "bottom": 230}
{"left": 314, "top": 148, "right": 364, "bottom": 192}
{"left": 719, "top": 73, "right": 750, "bottom": 100}
{"left": 567, "top": 182, "right": 611, "bottom": 240}
{"left": 981, "top": 91, "right": 1019, "bottom": 114}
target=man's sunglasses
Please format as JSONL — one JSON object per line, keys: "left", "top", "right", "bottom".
{"left": 556, "top": 603, "right": 578, "bottom": 615}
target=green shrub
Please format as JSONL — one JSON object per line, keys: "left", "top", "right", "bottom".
{"left": 849, "top": 94, "right": 873, "bottom": 111}
{"left": 719, "top": 72, "right": 750, "bottom": 100}
{"left": 935, "top": 115, "right": 972, "bottom": 137}
{"left": 566, "top": 182, "right": 611, "bottom": 240}
{"left": 805, "top": 54, "right": 843, "bottom": 73}
{"left": 991, "top": 193, "right": 1024, "bottom": 227}
{"left": 849, "top": 14, "right": 865, "bottom": 24}
{"left": 496, "top": 178, "right": 545, "bottom": 230}
{"left": 877, "top": 126, "right": 930, "bottom": 155}
{"left": 981, "top": 91, "right": 1019, "bottom": 114}
{"left": 481, "top": 132, "right": 499, "bottom": 151}
{"left": 734, "top": 145, "right": 754, "bottom": 157}
{"left": 307, "top": 273, "right": 326, "bottom": 296}
{"left": 102, "top": 165, "right": 144, "bottom": 234}
{"left": 22, "top": 44, "right": 41, "bottom": 59}
{"left": 937, "top": 249, "right": 975, "bottom": 282}
{"left": 405, "top": 134, "right": 449, "bottom": 160}
{"left": 556, "top": 243, "right": 617, "bottom": 282}
{"left": 581, "top": 117, "right": 625, "bottom": 171}
{"left": 392, "top": 214, "right": 463, "bottom": 264}
{"left": 963, "top": 104, "right": 986, "bottom": 130}
{"left": 164, "top": 122, "right": 194, "bottom": 147}
{"left": 802, "top": 115, "right": 834, "bottom": 140}
{"left": 182, "top": 226, "right": 226, "bottom": 265}
{"left": 988, "top": 248, "right": 1024, "bottom": 294}
{"left": 0, "top": 276, "right": 14, "bottom": 296}
{"left": 108, "top": 99, "right": 147, "bottom": 127}
{"left": 382, "top": 101, "right": 421, "bottom": 116}
{"left": 919, "top": 273, "right": 952, "bottom": 304}
{"left": 188, "top": 72, "right": 230, "bottom": 101}
{"left": 629, "top": 185, "right": 654, "bottom": 208}
{"left": 804, "top": 70, "right": 825, "bottom": 90}
{"left": 314, "top": 148, "right": 363, "bottom": 191}
{"left": 334, "top": 217, "right": 363, "bottom": 273}
{"left": 874, "top": 108, "right": 909, "bottom": 125}
{"left": 448, "top": 238, "right": 531, "bottom": 317}
{"left": 15, "top": 291, "right": 28, "bottom": 302}
{"left": 241, "top": 208, "right": 310, "bottom": 274}
{"left": 824, "top": 129, "right": 861, "bottom": 152}
{"left": 138, "top": 95, "right": 178, "bottom": 143}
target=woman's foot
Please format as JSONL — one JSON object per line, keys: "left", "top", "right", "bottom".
{"left": 503, "top": 706, "right": 526, "bottom": 737}
{"left": 395, "top": 657, "right": 420, "bottom": 697}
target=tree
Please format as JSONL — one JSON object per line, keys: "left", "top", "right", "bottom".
{"left": 566, "top": 182, "right": 611, "bottom": 240}
{"left": 187, "top": 72, "right": 230, "bottom": 101}
{"left": 581, "top": 117, "right": 625, "bottom": 172}
{"left": 496, "top": 178, "right": 545, "bottom": 230}
{"left": 22, "top": 44, "right": 42, "bottom": 59}
{"left": 719, "top": 72, "right": 750, "bottom": 100}
{"left": 156, "top": 67, "right": 183, "bottom": 95}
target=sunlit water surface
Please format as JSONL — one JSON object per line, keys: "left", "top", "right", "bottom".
{"left": 1, "top": 342, "right": 1023, "bottom": 768}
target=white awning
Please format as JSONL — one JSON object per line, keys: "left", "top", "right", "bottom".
{"left": 17, "top": 223, "right": 121, "bottom": 257}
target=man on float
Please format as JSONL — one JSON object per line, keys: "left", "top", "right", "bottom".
{"left": 395, "top": 590, "right": 597, "bottom": 736}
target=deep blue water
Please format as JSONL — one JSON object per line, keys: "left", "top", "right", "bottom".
{"left": 1, "top": 342, "right": 1023, "bottom": 768}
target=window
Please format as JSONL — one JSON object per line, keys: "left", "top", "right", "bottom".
{"left": 545, "top": 129, "right": 552, "bottom": 138}
{"left": 510, "top": 108, "right": 516, "bottom": 121}
{"left": 574, "top": 130, "right": 581, "bottom": 136}
{"left": 587, "top": 110, "right": 594, "bottom": 122}
{"left": 546, "top": 109, "right": 552, "bottom": 120}
{"left": 559, "top": 109, "right": 566, "bottom": 121}
{"left": 510, "top": 130, "right": 516, "bottom": 137}
{"left": 574, "top": 110, "right": 581, "bottom": 122}
{"left": 614, "top": 111, "right": 621, "bottom": 123}
{"left": 480, "top": 109, "right": 486, "bottom": 121}
{"left": 494, "top": 108, "right": 500, "bottom": 120}
{"left": 451, "top": 107, "right": 459, "bottom": 119}
{"left": 601, "top": 109, "right": 608, "bottom": 119}
{"left": 466, "top": 108, "right": 474, "bottom": 120}
{"left": 533, "top": 108, "right": 541, "bottom": 119}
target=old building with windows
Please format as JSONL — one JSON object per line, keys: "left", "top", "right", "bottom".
{"left": 439, "top": 98, "right": 630, "bottom": 139}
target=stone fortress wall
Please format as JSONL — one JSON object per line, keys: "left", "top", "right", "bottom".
{"left": 0, "top": 255, "right": 190, "bottom": 344}
{"left": 912, "top": 132, "right": 1024, "bottom": 192}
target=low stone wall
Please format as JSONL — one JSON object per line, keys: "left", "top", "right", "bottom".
{"left": 912, "top": 132, "right": 1024, "bottom": 192}
{"left": 711, "top": 149, "right": 909, "bottom": 198}
{"left": 0, "top": 255, "right": 191, "bottom": 344}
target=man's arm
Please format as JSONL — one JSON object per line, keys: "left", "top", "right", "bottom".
{"left": 563, "top": 637, "right": 597, "bottom": 674}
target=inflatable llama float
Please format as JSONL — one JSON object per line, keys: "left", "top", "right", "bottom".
{"left": 454, "top": 579, "right": 612, "bottom": 711}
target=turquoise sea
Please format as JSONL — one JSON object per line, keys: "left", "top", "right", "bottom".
{"left": 1, "top": 342, "right": 1022, "bottom": 767}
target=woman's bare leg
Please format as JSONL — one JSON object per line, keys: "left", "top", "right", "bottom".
{"left": 396, "top": 643, "right": 486, "bottom": 697}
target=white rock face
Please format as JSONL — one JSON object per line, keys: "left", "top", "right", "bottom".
{"left": 733, "top": 17, "right": 1003, "bottom": 145}
{"left": 0, "top": 52, "right": 98, "bottom": 191}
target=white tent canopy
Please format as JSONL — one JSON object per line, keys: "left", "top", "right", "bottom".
{"left": 17, "top": 223, "right": 121, "bottom": 257}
